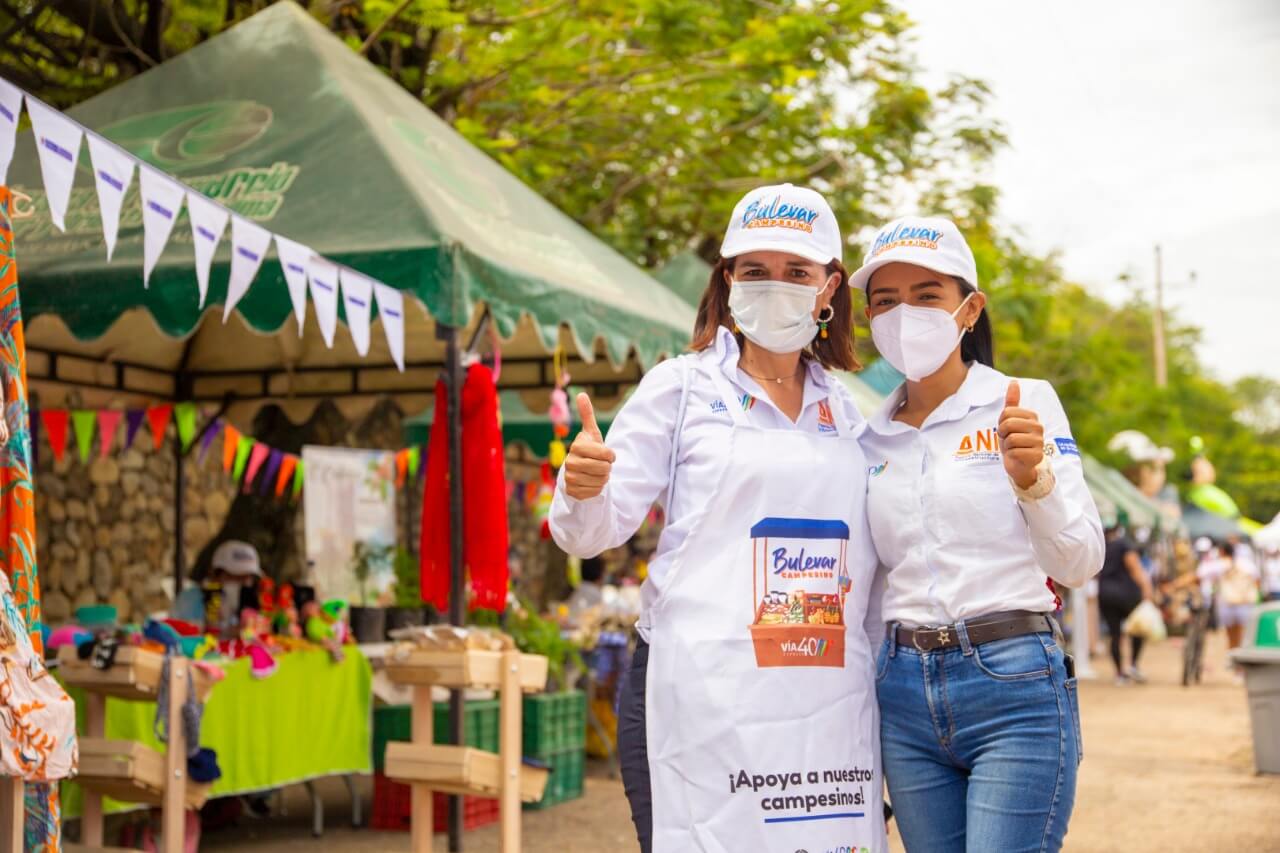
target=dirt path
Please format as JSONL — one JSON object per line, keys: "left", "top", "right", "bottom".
{"left": 185, "top": 630, "right": 1277, "bottom": 851}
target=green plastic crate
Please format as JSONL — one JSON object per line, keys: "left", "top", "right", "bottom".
{"left": 1256, "top": 608, "right": 1280, "bottom": 648}
{"left": 523, "top": 746, "right": 586, "bottom": 811}
{"left": 372, "top": 700, "right": 501, "bottom": 771}
{"left": 522, "top": 690, "right": 587, "bottom": 755}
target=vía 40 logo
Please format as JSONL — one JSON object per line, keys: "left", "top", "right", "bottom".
{"left": 794, "top": 846, "right": 869, "bottom": 853}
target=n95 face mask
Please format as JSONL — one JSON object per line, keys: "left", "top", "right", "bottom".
{"left": 728, "top": 279, "right": 831, "bottom": 354}
{"left": 870, "top": 294, "right": 972, "bottom": 381}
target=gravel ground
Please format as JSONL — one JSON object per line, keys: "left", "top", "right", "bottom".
{"left": 91, "top": 629, "right": 1277, "bottom": 852}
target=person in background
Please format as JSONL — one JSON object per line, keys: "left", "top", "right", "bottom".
{"left": 1217, "top": 541, "right": 1261, "bottom": 680}
{"left": 1263, "top": 547, "right": 1280, "bottom": 602}
{"left": 1097, "top": 525, "right": 1154, "bottom": 685}
{"left": 566, "top": 556, "right": 607, "bottom": 617}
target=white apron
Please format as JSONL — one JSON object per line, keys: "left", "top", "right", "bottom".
{"left": 647, "top": 362, "right": 885, "bottom": 853}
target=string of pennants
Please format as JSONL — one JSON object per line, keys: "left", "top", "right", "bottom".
{"left": 0, "top": 78, "right": 406, "bottom": 369}
{"left": 32, "top": 405, "right": 424, "bottom": 500}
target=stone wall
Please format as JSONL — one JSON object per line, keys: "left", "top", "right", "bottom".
{"left": 35, "top": 422, "right": 231, "bottom": 626}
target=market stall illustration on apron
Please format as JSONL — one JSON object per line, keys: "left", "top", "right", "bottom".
{"left": 750, "top": 517, "right": 852, "bottom": 668}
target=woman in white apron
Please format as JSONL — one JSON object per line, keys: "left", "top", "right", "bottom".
{"left": 551, "top": 184, "right": 886, "bottom": 853}
{"left": 851, "top": 216, "right": 1103, "bottom": 852}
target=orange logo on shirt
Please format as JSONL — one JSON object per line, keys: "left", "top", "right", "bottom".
{"left": 954, "top": 428, "right": 1002, "bottom": 462}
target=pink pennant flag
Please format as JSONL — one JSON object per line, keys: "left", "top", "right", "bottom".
{"left": 97, "top": 410, "right": 122, "bottom": 458}
{"left": 243, "top": 442, "right": 270, "bottom": 493}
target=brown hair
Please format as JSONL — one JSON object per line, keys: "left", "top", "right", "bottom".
{"left": 690, "top": 257, "right": 860, "bottom": 371}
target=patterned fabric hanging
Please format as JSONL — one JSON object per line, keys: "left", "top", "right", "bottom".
{"left": 0, "top": 187, "right": 61, "bottom": 852}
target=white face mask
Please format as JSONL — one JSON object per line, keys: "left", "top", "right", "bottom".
{"left": 728, "top": 278, "right": 833, "bottom": 354}
{"left": 870, "top": 294, "right": 973, "bottom": 381}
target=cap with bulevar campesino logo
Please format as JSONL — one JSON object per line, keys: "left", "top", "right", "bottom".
{"left": 720, "top": 183, "right": 843, "bottom": 266}
{"left": 849, "top": 215, "right": 979, "bottom": 292}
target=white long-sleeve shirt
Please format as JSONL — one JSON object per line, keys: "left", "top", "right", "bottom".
{"left": 549, "top": 326, "right": 873, "bottom": 640}
{"left": 858, "top": 362, "right": 1104, "bottom": 628}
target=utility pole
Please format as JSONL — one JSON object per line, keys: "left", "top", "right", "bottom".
{"left": 1153, "top": 244, "right": 1167, "bottom": 388}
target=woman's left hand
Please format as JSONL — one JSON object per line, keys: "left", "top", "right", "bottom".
{"left": 998, "top": 380, "right": 1044, "bottom": 490}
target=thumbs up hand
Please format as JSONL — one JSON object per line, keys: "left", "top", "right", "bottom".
{"left": 563, "top": 393, "right": 616, "bottom": 500}
{"left": 998, "top": 380, "right": 1045, "bottom": 490}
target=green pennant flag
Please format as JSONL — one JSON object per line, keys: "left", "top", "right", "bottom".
{"left": 292, "top": 459, "right": 305, "bottom": 499}
{"left": 407, "top": 446, "right": 422, "bottom": 479}
{"left": 232, "top": 436, "right": 254, "bottom": 482}
{"left": 71, "top": 410, "right": 96, "bottom": 463}
{"left": 175, "top": 402, "right": 198, "bottom": 450}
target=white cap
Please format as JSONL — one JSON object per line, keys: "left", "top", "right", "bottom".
{"left": 211, "top": 540, "right": 263, "bottom": 578}
{"left": 850, "top": 215, "right": 978, "bottom": 292}
{"left": 720, "top": 184, "right": 842, "bottom": 265}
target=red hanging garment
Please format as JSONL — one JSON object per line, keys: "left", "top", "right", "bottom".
{"left": 420, "top": 363, "right": 509, "bottom": 613}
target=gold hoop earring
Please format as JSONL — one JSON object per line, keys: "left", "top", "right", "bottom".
{"left": 817, "top": 305, "right": 835, "bottom": 339}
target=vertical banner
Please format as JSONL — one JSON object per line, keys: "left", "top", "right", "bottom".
{"left": 96, "top": 410, "right": 122, "bottom": 458}
{"left": 373, "top": 283, "right": 406, "bottom": 372}
{"left": 138, "top": 165, "right": 186, "bottom": 287}
{"left": 307, "top": 257, "right": 340, "bottom": 348}
{"left": 85, "top": 134, "right": 136, "bottom": 261}
{"left": 25, "top": 97, "right": 83, "bottom": 232}
{"left": 0, "top": 78, "right": 21, "bottom": 183}
{"left": 339, "top": 268, "right": 374, "bottom": 356}
{"left": 274, "top": 235, "right": 312, "bottom": 334}
{"left": 302, "top": 446, "right": 397, "bottom": 604}
{"left": 223, "top": 216, "right": 271, "bottom": 321}
{"left": 186, "top": 192, "right": 229, "bottom": 307}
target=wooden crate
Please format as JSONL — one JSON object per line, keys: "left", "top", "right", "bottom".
{"left": 58, "top": 646, "right": 216, "bottom": 702}
{"left": 385, "top": 650, "right": 548, "bottom": 693}
{"left": 385, "top": 743, "right": 549, "bottom": 804}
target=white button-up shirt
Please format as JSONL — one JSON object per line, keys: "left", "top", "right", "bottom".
{"left": 549, "top": 326, "right": 871, "bottom": 639}
{"left": 859, "top": 362, "right": 1104, "bottom": 628}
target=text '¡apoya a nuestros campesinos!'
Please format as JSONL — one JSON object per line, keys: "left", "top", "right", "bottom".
{"left": 728, "top": 767, "right": 875, "bottom": 814}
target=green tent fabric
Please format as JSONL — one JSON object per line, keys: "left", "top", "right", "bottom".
{"left": 1081, "top": 454, "right": 1162, "bottom": 531}
{"left": 655, "top": 251, "right": 713, "bottom": 307}
{"left": 6, "top": 1, "right": 692, "bottom": 371}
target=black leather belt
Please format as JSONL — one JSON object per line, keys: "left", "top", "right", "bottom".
{"left": 892, "top": 610, "right": 1057, "bottom": 652}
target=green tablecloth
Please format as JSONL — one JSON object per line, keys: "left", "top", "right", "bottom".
{"left": 62, "top": 647, "right": 372, "bottom": 817}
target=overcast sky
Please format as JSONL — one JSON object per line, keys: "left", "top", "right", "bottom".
{"left": 897, "top": 0, "right": 1280, "bottom": 382}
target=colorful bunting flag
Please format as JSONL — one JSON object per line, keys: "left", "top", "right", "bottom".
{"left": 243, "top": 442, "right": 270, "bottom": 493}
{"left": 96, "top": 409, "right": 122, "bottom": 458}
{"left": 86, "top": 133, "right": 135, "bottom": 261}
{"left": 224, "top": 216, "right": 271, "bottom": 321}
{"left": 372, "top": 282, "right": 407, "bottom": 372}
{"left": 41, "top": 409, "right": 68, "bottom": 464}
{"left": 395, "top": 449, "right": 408, "bottom": 488}
{"left": 274, "top": 235, "right": 312, "bottom": 334}
{"left": 187, "top": 192, "right": 229, "bottom": 307}
{"left": 25, "top": 96, "right": 83, "bottom": 232}
{"left": 307, "top": 257, "right": 340, "bottom": 348}
{"left": 71, "top": 410, "right": 95, "bottom": 463}
{"left": 407, "top": 445, "right": 422, "bottom": 479}
{"left": 138, "top": 164, "right": 185, "bottom": 287}
{"left": 174, "top": 402, "right": 198, "bottom": 450}
{"left": 198, "top": 418, "right": 223, "bottom": 464}
{"left": 0, "top": 78, "right": 21, "bottom": 184}
{"left": 124, "top": 409, "right": 146, "bottom": 450}
{"left": 232, "top": 435, "right": 253, "bottom": 482}
{"left": 222, "top": 424, "right": 241, "bottom": 473}
{"left": 146, "top": 404, "right": 173, "bottom": 450}
{"left": 275, "top": 453, "right": 298, "bottom": 497}
{"left": 291, "top": 459, "right": 305, "bottom": 500}
{"left": 261, "top": 449, "right": 283, "bottom": 496}
{"left": 339, "top": 268, "right": 373, "bottom": 356}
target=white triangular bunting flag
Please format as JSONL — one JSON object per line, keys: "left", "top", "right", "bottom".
{"left": 186, "top": 192, "right": 228, "bottom": 308}
{"left": 307, "top": 257, "right": 340, "bottom": 348}
{"left": 138, "top": 164, "right": 186, "bottom": 286}
{"left": 0, "top": 78, "right": 23, "bottom": 184}
{"left": 86, "top": 134, "right": 135, "bottom": 261}
{"left": 25, "top": 97, "right": 83, "bottom": 231}
{"left": 223, "top": 216, "right": 272, "bottom": 321}
{"left": 274, "top": 235, "right": 312, "bottom": 336}
{"left": 373, "top": 283, "right": 406, "bottom": 372}
{"left": 339, "top": 268, "right": 374, "bottom": 356}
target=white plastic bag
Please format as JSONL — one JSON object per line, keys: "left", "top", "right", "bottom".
{"left": 1123, "top": 600, "right": 1167, "bottom": 642}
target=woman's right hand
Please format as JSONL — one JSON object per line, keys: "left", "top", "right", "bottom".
{"left": 563, "top": 393, "right": 616, "bottom": 500}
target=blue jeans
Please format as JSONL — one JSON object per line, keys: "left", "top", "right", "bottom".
{"left": 876, "top": 627, "right": 1082, "bottom": 853}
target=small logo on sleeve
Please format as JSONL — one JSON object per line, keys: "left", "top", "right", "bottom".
{"left": 817, "top": 401, "right": 837, "bottom": 434}
{"left": 1053, "top": 437, "right": 1080, "bottom": 457}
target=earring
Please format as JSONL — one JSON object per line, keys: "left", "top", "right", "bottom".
{"left": 817, "top": 306, "right": 835, "bottom": 339}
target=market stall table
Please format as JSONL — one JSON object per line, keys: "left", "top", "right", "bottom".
{"left": 60, "top": 647, "right": 372, "bottom": 835}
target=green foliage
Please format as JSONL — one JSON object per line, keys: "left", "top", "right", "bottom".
{"left": 470, "top": 600, "right": 584, "bottom": 692}
{"left": 349, "top": 541, "right": 392, "bottom": 606}
{"left": 392, "top": 546, "right": 421, "bottom": 608}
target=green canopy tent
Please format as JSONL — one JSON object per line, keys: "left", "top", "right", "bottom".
{"left": 655, "top": 251, "right": 713, "bottom": 307}
{"left": 7, "top": 1, "right": 693, "bottom": 429}
{"left": 1081, "top": 454, "right": 1164, "bottom": 532}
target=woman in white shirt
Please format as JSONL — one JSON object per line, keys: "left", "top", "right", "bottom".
{"left": 551, "top": 184, "right": 886, "bottom": 853}
{"left": 852, "top": 217, "right": 1104, "bottom": 852}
